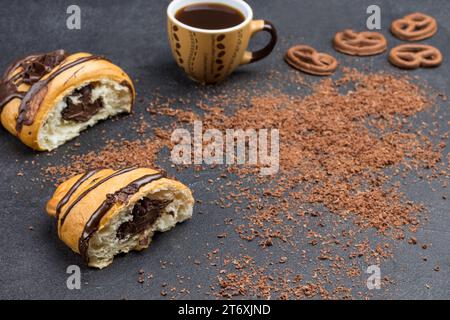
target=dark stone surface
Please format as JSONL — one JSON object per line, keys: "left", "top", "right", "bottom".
{"left": 0, "top": 0, "right": 448, "bottom": 299}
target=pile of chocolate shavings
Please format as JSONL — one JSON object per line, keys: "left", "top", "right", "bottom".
{"left": 41, "top": 68, "right": 448, "bottom": 299}
{"left": 147, "top": 69, "right": 447, "bottom": 299}
{"left": 44, "top": 138, "right": 166, "bottom": 183}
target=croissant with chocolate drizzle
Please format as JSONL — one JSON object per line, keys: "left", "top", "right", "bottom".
{"left": 46, "top": 168, "right": 194, "bottom": 269}
{"left": 0, "top": 50, "right": 135, "bottom": 151}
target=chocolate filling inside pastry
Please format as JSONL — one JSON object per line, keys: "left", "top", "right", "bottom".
{"left": 1, "top": 50, "right": 134, "bottom": 151}
{"left": 117, "top": 198, "right": 172, "bottom": 240}
{"left": 46, "top": 168, "right": 194, "bottom": 269}
{"left": 61, "top": 84, "right": 104, "bottom": 122}
{"left": 38, "top": 78, "right": 132, "bottom": 151}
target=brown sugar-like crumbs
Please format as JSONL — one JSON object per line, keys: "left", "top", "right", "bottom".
{"left": 165, "top": 69, "right": 446, "bottom": 298}
{"left": 44, "top": 138, "right": 165, "bottom": 182}
{"left": 42, "top": 68, "right": 448, "bottom": 300}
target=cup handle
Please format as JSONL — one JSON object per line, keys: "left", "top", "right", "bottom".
{"left": 240, "top": 20, "right": 278, "bottom": 65}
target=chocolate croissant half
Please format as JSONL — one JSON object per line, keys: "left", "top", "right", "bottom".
{"left": 46, "top": 168, "right": 194, "bottom": 269}
{"left": 0, "top": 50, "right": 135, "bottom": 151}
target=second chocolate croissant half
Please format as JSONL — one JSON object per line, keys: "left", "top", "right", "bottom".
{"left": 0, "top": 50, "right": 135, "bottom": 151}
{"left": 47, "top": 167, "right": 194, "bottom": 269}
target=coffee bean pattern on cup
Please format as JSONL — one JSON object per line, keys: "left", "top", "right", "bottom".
{"left": 167, "top": 0, "right": 277, "bottom": 84}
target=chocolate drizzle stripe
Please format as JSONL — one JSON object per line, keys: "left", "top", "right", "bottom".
{"left": 79, "top": 172, "right": 165, "bottom": 262}
{"left": 15, "top": 55, "right": 105, "bottom": 132}
{"left": 55, "top": 169, "right": 101, "bottom": 220}
{"left": 0, "top": 51, "right": 68, "bottom": 113}
{"left": 3, "top": 54, "right": 42, "bottom": 80}
{"left": 59, "top": 167, "right": 138, "bottom": 227}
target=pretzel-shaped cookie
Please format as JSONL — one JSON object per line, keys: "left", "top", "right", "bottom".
{"left": 391, "top": 13, "right": 437, "bottom": 41}
{"left": 333, "top": 29, "right": 387, "bottom": 56}
{"left": 389, "top": 44, "right": 442, "bottom": 69}
{"left": 285, "top": 45, "right": 338, "bottom": 76}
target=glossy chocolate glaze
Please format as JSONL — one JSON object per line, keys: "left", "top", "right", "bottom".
{"left": 79, "top": 172, "right": 165, "bottom": 262}
{"left": 0, "top": 50, "right": 67, "bottom": 113}
{"left": 59, "top": 167, "right": 138, "bottom": 227}
{"left": 15, "top": 54, "right": 104, "bottom": 132}
{"left": 55, "top": 169, "right": 101, "bottom": 220}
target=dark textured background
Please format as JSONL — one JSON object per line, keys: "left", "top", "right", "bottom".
{"left": 0, "top": 0, "right": 449, "bottom": 299}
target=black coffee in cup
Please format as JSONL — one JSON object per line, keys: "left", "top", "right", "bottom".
{"left": 175, "top": 3, "right": 245, "bottom": 30}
